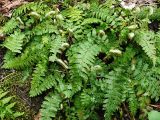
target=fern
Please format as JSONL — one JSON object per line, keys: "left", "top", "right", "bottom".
{"left": 128, "top": 91, "right": 138, "bottom": 116}
{"left": 67, "top": 41, "right": 100, "bottom": 80}
{"left": 49, "top": 36, "right": 67, "bottom": 63}
{"left": 103, "top": 69, "right": 125, "bottom": 120}
{"left": 90, "top": 3, "right": 110, "bottom": 21}
{"left": 29, "top": 60, "right": 48, "bottom": 97}
{"left": 2, "top": 1, "right": 160, "bottom": 120}
{"left": 2, "top": 18, "right": 19, "bottom": 33}
{"left": 32, "top": 21, "right": 57, "bottom": 35}
{"left": 13, "top": 2, "right": 49, "bottom": 17}
{"left": 3, "top": 31, "right": 25, "bottom": 53}
{"left": 40, "top": 92, "right": 62, "bottom": 120}
{"left": 82, "top": 18, "right": 103, "bottom": 25}
{"left": 0, "top": 90, "right": 24, "bottom": 120}
{"left": 135, "top": 30, "right": 156, "bottom": 65}
{"left": 62, "top": 7, "right": 83, "bottom": 22}
{"left": 125, "top": 83, "right": 138, "bottom": 116}
{"left": 3, "top": 39, "right": 42, "bottom": 69}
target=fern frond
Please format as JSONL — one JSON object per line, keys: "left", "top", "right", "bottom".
{"left": 67, "top": 41, "right": 100, "bottom": 80}
{"left": 13, "top": 2, "right": 49, "bottom": 17}
{"left": 62, "top": 7, "right": 83, "bottom": 22}
{"left": 40, "top": 92, "right": 62, "bottom": 120}
{"left": 30, "top": 71, "right": 63, "bottom": 97}
{"left": 82, "top": 18, "right": 103, "bottom": 25}
{"left": 2, "top": 18, "right": 18, "bottom": 33}
{"left": 133, "top": 61, "right": 160, "bottom": 101}
{"left": 135, "top": 30, "right": 156, "bottom": 65}
{"left": 127, "top": 86, "right": 138, "bottom": 115}
{"left": 136, "top": 7, "right": 150, "bottom": 19}
{"left": 103, "top": 87, "right": 122, "bottom": 120}
{"left": 80, "top": 90, "right": 95, "bottom": 107}
{"left": 32, "top": 21, "right": 57, "bottom": 35}
{"left": 29, "top": 60, "right": 48, "bottom": 97}
{"left": 3, "top": 40, "right": 41, "bottom": 69}
{"left": 90, "top": 3, "right": 114, "bottom": 22}
{"left": 49, "top": 36, "right": 66, "bottom": 63}
{"left": 103, "top": 69, "right": 126, "bottom": 120}
{"left": 3, "top": 31, "right": 25, "bottom": 53}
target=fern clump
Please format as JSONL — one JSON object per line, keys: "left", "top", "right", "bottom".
{"left": 1, "top": 1, "right": 160, "bottom": 120}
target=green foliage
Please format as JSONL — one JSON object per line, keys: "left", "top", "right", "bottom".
{"left": 2, "top": 18, "right": 18, "bottom": 33}
{"left": 67, "top": 41, "right": 100, "bottom": 80}
{"left": 135, "top": 30, "right": 156, "bottom": 65}
{"left": 103, "top": 69, "right": 125, "bottom": 120}
{"left": 3, "top": 31, "right": 25, "bottom": 53}
{"left": 41, "top": 93, "right": 62, "bottom": 120}
{"left": 1, "top": 1, "right": 160, "bottom": 120}
{"left": 0, "top": 90, "right": 24, "bottom": 120}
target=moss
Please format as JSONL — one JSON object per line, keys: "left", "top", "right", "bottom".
{"left": 0, "top": 71, "right": 35, "bottom": 120}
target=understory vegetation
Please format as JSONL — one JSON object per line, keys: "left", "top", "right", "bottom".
{"left": 0, "top": 0, "right": 160, "bottom": 120}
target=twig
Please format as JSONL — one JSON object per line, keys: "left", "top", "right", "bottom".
{"left": 150, "top": 104, "right": 160, "bottom": 109}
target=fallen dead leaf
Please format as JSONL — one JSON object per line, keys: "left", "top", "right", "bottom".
{"left": 34, "top": 112, "right": 41, "bottom": 120}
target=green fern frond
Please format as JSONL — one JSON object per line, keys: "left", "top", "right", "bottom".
{"left": 62, "top": 7, "right": 83, "bottom": 22}
{"left": 3, "top": 51, "right": 32, "bottom": 69}
{"left": 127, "top": 87, "right": 138, "bottom": 115}
{"left": 103, "top": 87, "right": 122, "bottom": 120}
{"left": 49, "top": 36, "right": 67, "bottom": 63}
{"left": 82, "top": 18, "right": 103, "bottom": 25}
{"left": 2, "top": 18, "right": 18, "bottom": 33}
{"left": 147, "top": 78, "right": 160, "bottom": 101}
{"left": 3, "top": 31, "right": 25, "bottom": 53}
{"left": 133, "top": 61, "right": 160, "bottom": 101}
{"left": 80, "top": 90, "right": 95, "bottom": 107}
{"left": 40, "top": 92, "right": 62, "bottom": 120}
{"left": 136, "top": 7, "right": 150, "bottom": 19}
{"left": 135, "top": 30, "right": 156, "bottom": 65}
{"left": 30, "top": 70, "right": 63, "bottom": 97}
{"left": 29, "top": 60, "right": 48, "bottom": 97}
{"left": 13, "top": 2, "right": 49, "bottom": 17}
{"left": 67, "top": 41, "right": 100, "bottom": 80}
{"left": 90, "top": 3, "right": 114, "bottom": 22}
{"left": 32, "top": 21, "right": 57, "bottom": 35}
{"left": 3, "top": 50, "right": 16, "bottom": 62}
{"left": 3, "top": 41, "right": 40, "bottom": 69}
{"left": 103, "top": 69, "right": 126, "bottom": 120}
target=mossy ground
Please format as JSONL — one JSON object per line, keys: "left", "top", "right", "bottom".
{"left": 0, "top": 48, "right": 43, "bottom": 120}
